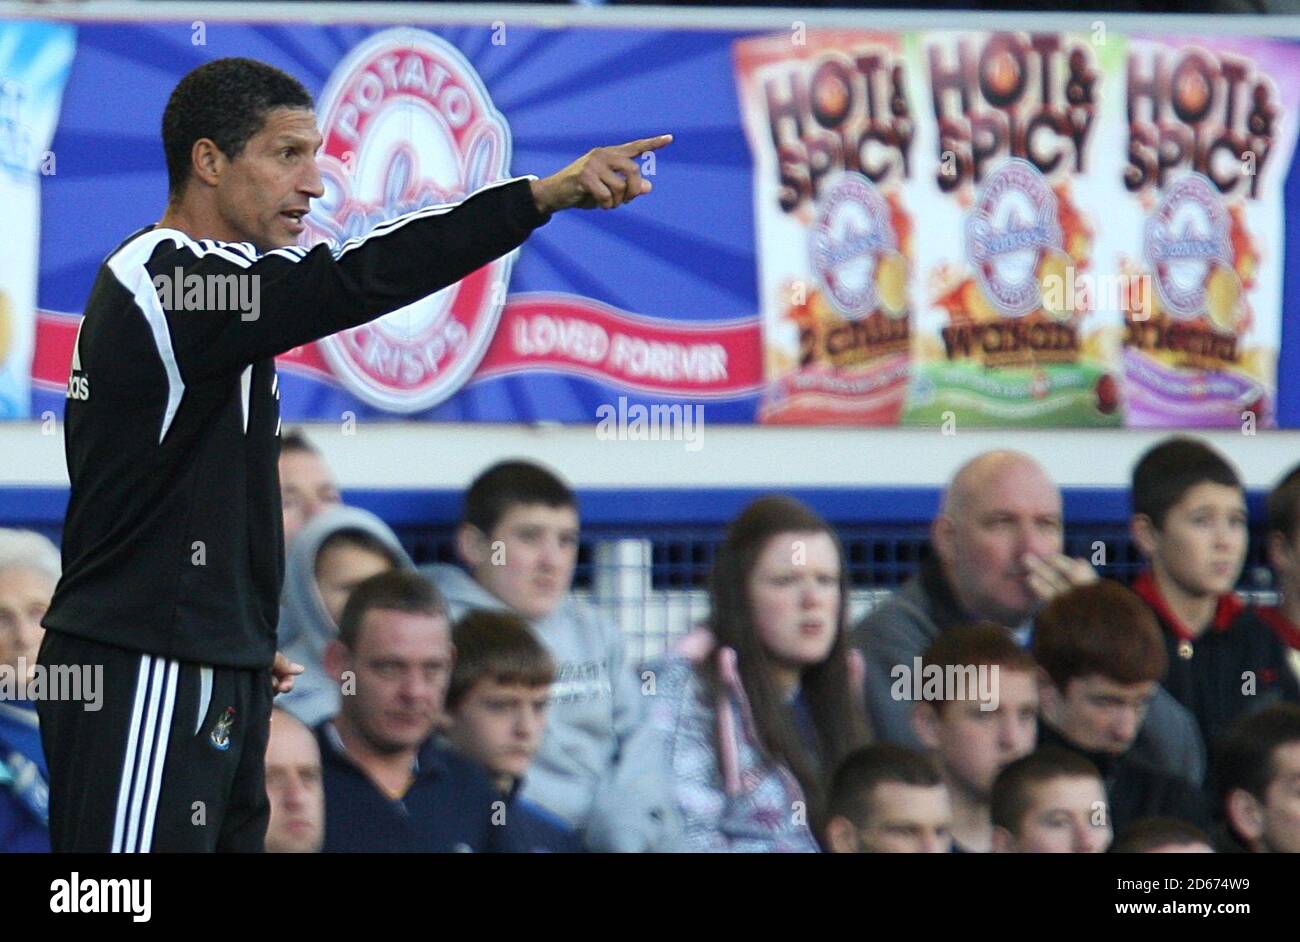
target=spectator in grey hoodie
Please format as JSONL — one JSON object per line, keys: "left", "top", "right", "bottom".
{"left": 278, "top": 505, "right": 414, "bottom": 728}
{"left": 850, "top": 450, "right": 1207, "bottom": 787}
{"left": 423, "top": 460, "right": 667, "bottom": 850}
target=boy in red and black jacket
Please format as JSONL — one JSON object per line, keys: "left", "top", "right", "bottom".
{"left": 1129, "top": 437, "right": 1298, "bottom": 753}
{"left": 1259, "top": 464, "right": 1300, "bottom": 685}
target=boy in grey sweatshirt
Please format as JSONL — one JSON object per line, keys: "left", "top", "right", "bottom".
{"left": 423, "top": 461, "right": 670, "bottom": 851}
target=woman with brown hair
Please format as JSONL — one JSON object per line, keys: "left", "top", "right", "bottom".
{"left": 623, "top": 495, "right": 870, "bottom": 851}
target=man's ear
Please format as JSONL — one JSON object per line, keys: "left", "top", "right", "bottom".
{"left": 456, "top": 522, "right": 491, "bottom": 570}
{"left": 190, "top": 137, "right": 226, "bottom": 188}
{"left": 931, "top": 514, "right": 955, "bottom": 569}
{"left": 991, "top": 825, "right": 1016, "bottom": 854}
{"left": 1224, "top": 788, "right": 1265, "bottom": 850}
{"left": 1130, "top": 513, "right": 1159, "bottom": 560}
{"left": 913, "top": 702, "right": 943, "bottom": 750}
{"left": 824, "top": 815, "right": 861, "bottom": 854}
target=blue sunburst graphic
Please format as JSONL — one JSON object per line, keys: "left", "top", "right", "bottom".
{"left": 36, "top": 19, "right": 765, "bottom": 423}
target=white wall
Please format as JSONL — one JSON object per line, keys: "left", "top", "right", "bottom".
{"left": 2, "top": 421, "right": 1297, "bottom": 489}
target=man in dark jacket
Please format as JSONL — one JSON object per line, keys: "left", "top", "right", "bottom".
{"left": 0, "top": 529, "right": 61, "bottom": 853}
{"left": 317, "top": 570, "right": 516, "bottom": 852}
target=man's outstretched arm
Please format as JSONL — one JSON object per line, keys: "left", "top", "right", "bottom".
{"left": 134, "top": 135, "right": 673, "bottom": 385}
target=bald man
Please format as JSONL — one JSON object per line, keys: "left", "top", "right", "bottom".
{"left": 264, "top": 708, "right": 324, "bottom": 853}
{"left": 852, "top": 451, "right": 1206, "bottom": 786}
{"left": 932, "top": 452, "right": 1093, "bottom": 627}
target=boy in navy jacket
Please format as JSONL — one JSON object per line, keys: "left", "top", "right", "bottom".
{"left": 444, "top": 609, "right": 582, "bottom": 852}
{"left": 1129, "top": 437, "right": 1298, "bottom": 752}
{"left": 316, "top": 570, "right": 515, "bottom": 852}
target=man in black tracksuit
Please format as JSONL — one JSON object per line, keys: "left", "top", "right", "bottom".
{"left": 36, "top": 56, "right": 670, "bottom": 852}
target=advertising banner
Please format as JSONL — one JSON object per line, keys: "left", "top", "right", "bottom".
{"left": 0, "top": 21, "right": 74, "bottom": 419}
{"left": 12, "top": 16, "right": 1299, "bottom": 428}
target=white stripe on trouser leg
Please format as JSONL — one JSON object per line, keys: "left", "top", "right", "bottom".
{"left": 139, "top": 660, "right": 179, "bottom": 852}
{"left": 196, "top": 666, "right": 212, "bottom": 736}
{"left": 111, "top": 655, "right": 153, "bottom": 853}
{"left": 121, "top": 657, "right": 178, "bottom": 852}
{"left": 122, "top": 656, "right": 166, "bottom": 852}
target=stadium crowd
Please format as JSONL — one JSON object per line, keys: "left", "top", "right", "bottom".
{"left": 3, "top": 432, "right": 1300, "bottom": 853}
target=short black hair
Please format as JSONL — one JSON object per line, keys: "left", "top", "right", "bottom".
{"left": 337, "top": 570, "right": 445, "bottom": 649}
{"left": 827, "top": 744, "right": 943, "bottom": 829}
{"left": 463, "top": 460, "right": 576, "bottom": 536}
{"left": 1215, "top": 703, "right": 1300, "bottom": 807}
{"left": 1131, "top": 436, "right": 1242, "bottom": 530}
{"left": 162, "top": 57, "right": 313, "bottom": 198}
{"left": 1267, "top": 464, "right": 1300, "bottom": 544}
{"left": 280, "top": 428, "right": 319, "bottom": 457}
{"left": 1110, "top": 817, "right": 1211, "bottom": 853}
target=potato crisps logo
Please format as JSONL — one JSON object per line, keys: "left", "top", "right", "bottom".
{"left": 1144, "top": 173, "right": 1236, "bottom": 327}
{"left": 808, "top": 173, "right": 901, "bottom": 320}
{"left": 964, "top": 159, "right": 1062, "bottom": 318}
{"left": 305, "top": 29, "right": 515, "bottom": 412}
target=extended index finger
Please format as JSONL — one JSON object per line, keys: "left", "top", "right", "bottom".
{"left": 614, "top": 133, "right": 674, "bottom": 156}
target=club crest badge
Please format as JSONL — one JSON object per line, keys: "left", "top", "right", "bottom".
{"left": 304, "top": 28, "right": 518, "bottom": 413}
{"left": 209, "top": 707, "right": 236, "bottom": 752}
